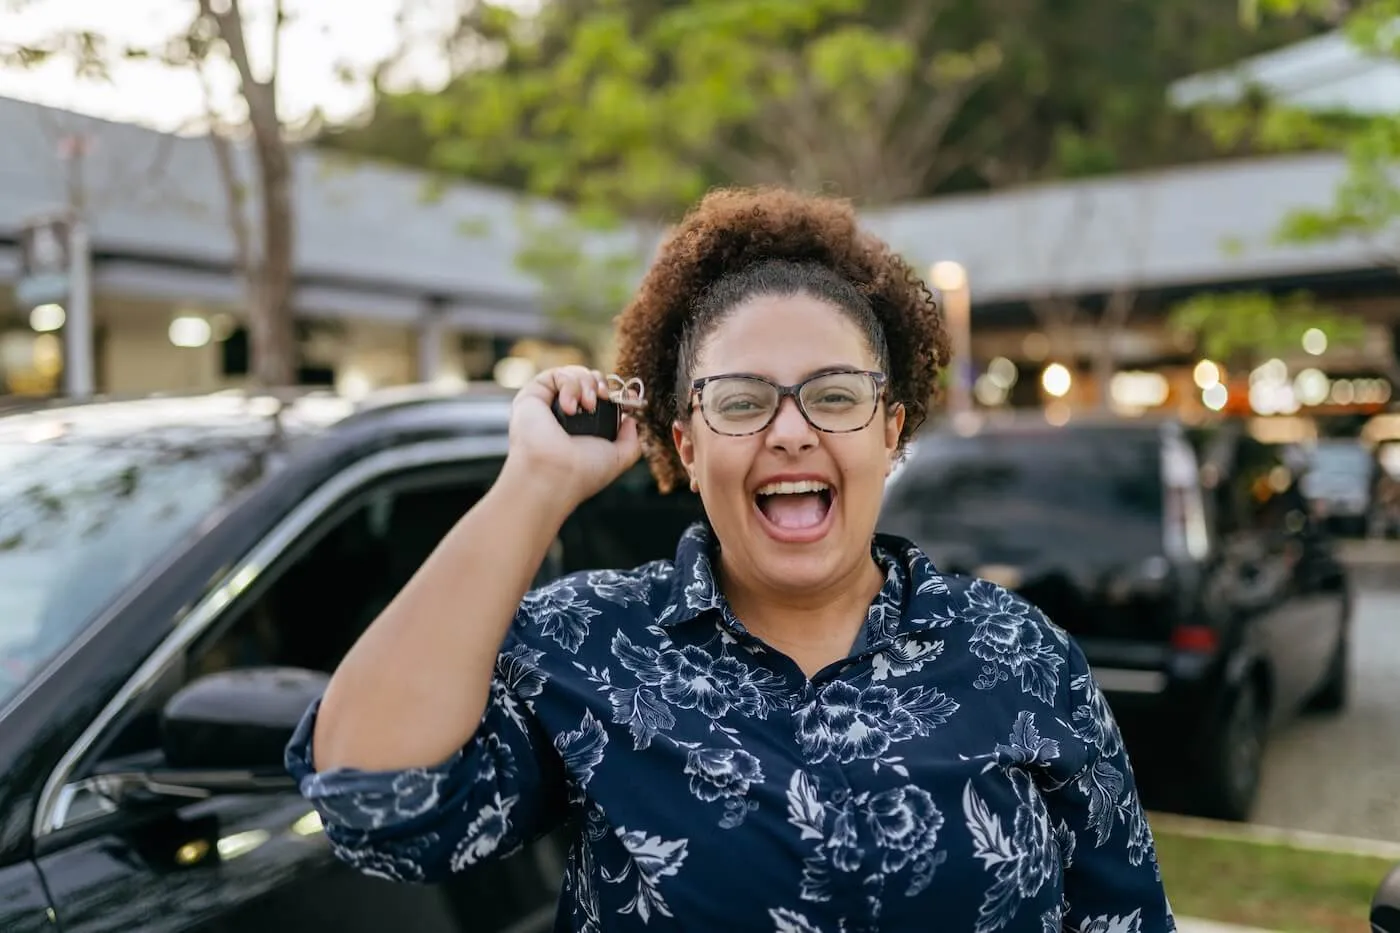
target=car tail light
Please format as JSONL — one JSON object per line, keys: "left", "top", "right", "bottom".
{"left": 1171, "top": 624, "right": 1218, "bottom": 653}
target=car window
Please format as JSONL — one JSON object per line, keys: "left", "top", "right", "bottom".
{"left": 562, "top": 465, "right": 705, "bottom": 573}
{"left": 91, "top": 467, "right": 503, "bottom": 766}
{"left": 881, "top": 427, "right": 1165, "bottom": 566}
{"left": 65, "top": 458, "right": 567, "bottom": 932}
{"left": 0, "top": 436, "right": 282, "bottom": 709}
{"left": 1219, "top": 439, "right": 1299, "bottom": 537}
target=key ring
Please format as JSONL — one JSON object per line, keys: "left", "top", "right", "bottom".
{"left": 552, "top": 373, "right": 645, "bottom": 439}
{"left": 607, "top": 374, "right": 645, "bottom": 409}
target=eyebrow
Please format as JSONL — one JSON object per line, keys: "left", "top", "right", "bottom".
{"left": 704, "top": 364, "right": 866, "bottom": 383}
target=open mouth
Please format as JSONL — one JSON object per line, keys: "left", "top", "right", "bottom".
{"left": 754, "top": 479, "right": 835, "bottom": 535}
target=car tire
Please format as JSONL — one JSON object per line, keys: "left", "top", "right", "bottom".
{"left": 1306, "top": 630, "right": 1349, "bottom": 714}
{"left": 1193, "top": 678, "right": 1266, "bottom": 823}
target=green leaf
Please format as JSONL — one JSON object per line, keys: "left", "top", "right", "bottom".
{"left": 1167, "top": 289, "right": 1366, "bottom": 365}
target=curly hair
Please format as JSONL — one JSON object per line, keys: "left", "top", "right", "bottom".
{"left": 613, "top": 186, "right": 950, "bottom": 493}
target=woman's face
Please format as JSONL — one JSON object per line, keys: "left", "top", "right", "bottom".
{"left": 672, "top": 293, "right": 904, "bottom": 596}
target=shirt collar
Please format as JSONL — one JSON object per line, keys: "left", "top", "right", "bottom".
{"left": 658, "top": 521, "right": 953, "bottom": 646}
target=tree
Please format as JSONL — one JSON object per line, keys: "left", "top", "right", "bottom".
{"left": 1163, "top": 0, "right": 1396, "bottom": 374}
{"left": 1244, "top": 0, "right": 1400, "bottom": 258}
{"left": 1000, "top": 183, "right": 1154, "bottom": 410}
{"left": 509, "top": 206, "right": 656, "bottom": 364}
{"left": 322, "top": 0, "right": 1021, "bottom": 348}
{"left": 329, "top": 0, "right": 1032, "bottom": 347}
{"left": 310, "top": 0, "right": 1317, "bottom": 349}
{"left": 328, "top": 0, "right": 1316, "bottom": 195}
{"left": 2, "top": 0, "right": 312, "bottom": 386}
{"left": 196, "top": 0, "right": 297, "bottom": 388}
{"left": 395, "top": 0, "right": 1009, "bottom": 218}
{"left": 1168, "top": 289, "right": 1366, "bottom": 370}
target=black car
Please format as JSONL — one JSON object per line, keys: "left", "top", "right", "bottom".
{"left": 877, "top": 413, "right": 1352, "bottom": 822}
{"left": 0, "top": 388, "right": 704, "bottom": 933}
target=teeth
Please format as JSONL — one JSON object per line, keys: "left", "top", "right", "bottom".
{"left": 756, "top": 480, "right": 830, "bottom": 496}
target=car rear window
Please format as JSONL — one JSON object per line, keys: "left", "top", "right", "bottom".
{"left": 882, "top": 427, "right": 1166, "bottom": 564}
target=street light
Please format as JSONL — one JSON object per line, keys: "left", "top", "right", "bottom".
{"left": 929, "top": 260, "right": 972, "bottom": 418}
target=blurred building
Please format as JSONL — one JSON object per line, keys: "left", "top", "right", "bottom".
{"left": 3, "top": 41, "right": 1398, "bottom": 441}
{"left": 860, "top": 24, "right": 1400, "bottom": 436}
{"left": 862, "top": 152, "right": 1399, "bottom": 428}
{"left": 0, "top": 95, "right": 590, "bottom": 399}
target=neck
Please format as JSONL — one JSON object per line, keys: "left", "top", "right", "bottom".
{"left": 718, "top": 547, "right": 886, "bottom": 654}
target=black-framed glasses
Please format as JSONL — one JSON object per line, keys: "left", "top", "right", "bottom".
{"left": 689, "top": 370, "right": 888, "bottom": 436}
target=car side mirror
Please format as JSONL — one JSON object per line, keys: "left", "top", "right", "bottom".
{"left": 49, "top": 668, "right": 330, "bottom": 828}
{"left": 1375, "top": 862, "right": 1400, "bottom": 933}
{"left": 161, "top": 666, "right": 329, "bottom": 772}
{"left": 85, "top": 667, "right": 331, "bottom": 802}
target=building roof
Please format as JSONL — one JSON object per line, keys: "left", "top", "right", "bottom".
{"left": 1168, "top": 28, "right": 1400, "bottom": 115}
{"left": 862, "top": 152, "right": 1386, "bottom": 304}
{"left": 0, "top": 95, "right": 587, "bottom": 333}
{"left": 0, "top": 95, "right": 1388, "bottom": 317}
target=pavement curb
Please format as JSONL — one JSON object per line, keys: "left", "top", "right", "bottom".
{"left": 1148, "top": 810, "right": 1400, "bottom": 860}
{"left": 1175, "top": 919, "right": 1278, "bottom": 933}
{"left": 1336, "top": 540, "right": 1400, "bottom": 566}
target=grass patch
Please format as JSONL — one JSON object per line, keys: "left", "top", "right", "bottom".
{"left": 1154, "top": 829, "right": 1393, "bottom": 932}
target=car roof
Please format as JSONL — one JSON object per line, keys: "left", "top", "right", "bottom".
{"left": 917, "top": 409, "right": 1180, "bottom": 441}
{"left": 0, "top": 383, "right": 515, "bottom": 451}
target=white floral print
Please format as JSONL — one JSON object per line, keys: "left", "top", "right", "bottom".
{"left": 287, "top": 521, "right": 1174, "bottom": 932}
{"left": 684, "top": 746, "right": 764, "bottom": 827}
{"left": 607, "top": 828, "right": 689, "bottom": 922}
{"left": 792, "top": 681, "right": 959, "bottom": 768}
{"left": 965, "top": 579, "right": 1066, "bottom": 703}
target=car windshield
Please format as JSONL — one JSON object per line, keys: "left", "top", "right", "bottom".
{"left": 1308, "top": 442, "right": 1372, "bottom": 476}
{"left": 883, "top": 429, "right": 1166, "bottom": 566}
{"left": 0, "top": 434, "right": 278, "bottom": 708}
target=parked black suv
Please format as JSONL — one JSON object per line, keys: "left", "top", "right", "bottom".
{"left": 877, "top": 413, "right": 1352, "bottom": 821}
{"left": 0, "top": 388, "right": 704, "bottom": 933}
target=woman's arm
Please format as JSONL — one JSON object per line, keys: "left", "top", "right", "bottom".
{"left": 283, "top": 366, "right": 641, "bottom": 883}
{"left": 310, "top": 364, "right": 639, "bottom": 773}
{"left": 285, "top": 625, "right": 568, "bottom": 884}
{"left": 310, "top": 463, "right": 576, "bottom": 772}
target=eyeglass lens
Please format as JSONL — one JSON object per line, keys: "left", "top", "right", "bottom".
{"left": 700, "top": 371, "right": 879, "bottom": 434}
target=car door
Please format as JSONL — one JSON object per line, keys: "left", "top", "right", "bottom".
{"left": 0, "top": 860, "right": 56, "bottom": 933}
{"left": 30, "top": 440, "right": 564, "bottom": 933}
{"left": 561, "top": 463, "right": 706, "bottom": 572}
{"left": 1266, "top": 454, "right": 1348, "bottom": 697}
{"left": 1215, "top": 438, "right": 1321, "bottom": 722}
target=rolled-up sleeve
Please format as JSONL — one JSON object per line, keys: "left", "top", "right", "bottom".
{"left": 1040, "top": 634, "right": 1176, "bottom": 932}
{"left": 284, "top": 630, "right": 566, "bottom": 885}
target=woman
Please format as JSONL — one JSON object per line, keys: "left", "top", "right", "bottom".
{"left": 287, "top": 187, "right": 1174, "bottom": 932}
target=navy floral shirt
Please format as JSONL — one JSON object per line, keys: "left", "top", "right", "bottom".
{"left": 286, "top": 522, "right": 1175, "bottom": 933}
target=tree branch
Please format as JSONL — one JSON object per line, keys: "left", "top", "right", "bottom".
{"left": 269, "top": 0, "right": 284, "bottom": 100}
{"left": 196, "top": 51, "right": 253, "bottom": 276}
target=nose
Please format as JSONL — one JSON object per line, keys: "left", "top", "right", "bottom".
{"left": 765, "top": 396, "right": 817, "bottom": 453}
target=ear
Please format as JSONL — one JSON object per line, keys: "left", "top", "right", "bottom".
{"left": 884, "top": 402, "right": 905, "bottom": 452}
{"left": 673, "top": 420, "right": 696, "bottom": 474}
{"left": 884, "top": 403, "right": 905, "bottom": 474}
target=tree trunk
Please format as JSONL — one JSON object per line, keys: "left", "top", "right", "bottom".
{"left": 204, "top": 0, "right": 298, "bottom": 388}
{"left": 1093, "top": 288, "right": 1137, "bottom": 410}
{"left": 246, "top": 132, "right": 297, "bottom": 387}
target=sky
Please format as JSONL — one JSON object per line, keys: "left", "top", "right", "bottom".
{"left": 0, "top": 0, "right": 488, "bottom": 134}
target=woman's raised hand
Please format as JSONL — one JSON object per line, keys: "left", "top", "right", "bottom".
{"left": 505, "top": 365, "right": 644, "bottom": 509}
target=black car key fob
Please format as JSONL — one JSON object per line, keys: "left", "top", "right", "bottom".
{"left": 552, "top": 397, "right": 620, "bottom": 441}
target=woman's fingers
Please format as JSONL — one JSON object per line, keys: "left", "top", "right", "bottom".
{"left": 532, "top": 365, "right": 611, "bottom": 415}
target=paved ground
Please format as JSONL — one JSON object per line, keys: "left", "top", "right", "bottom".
{"left": 1250, "top": 566, "right": 1400, "bottom": 843}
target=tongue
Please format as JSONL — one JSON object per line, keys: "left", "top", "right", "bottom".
{"left": 758, "top": 492, "right": 828, "bottom": 529}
